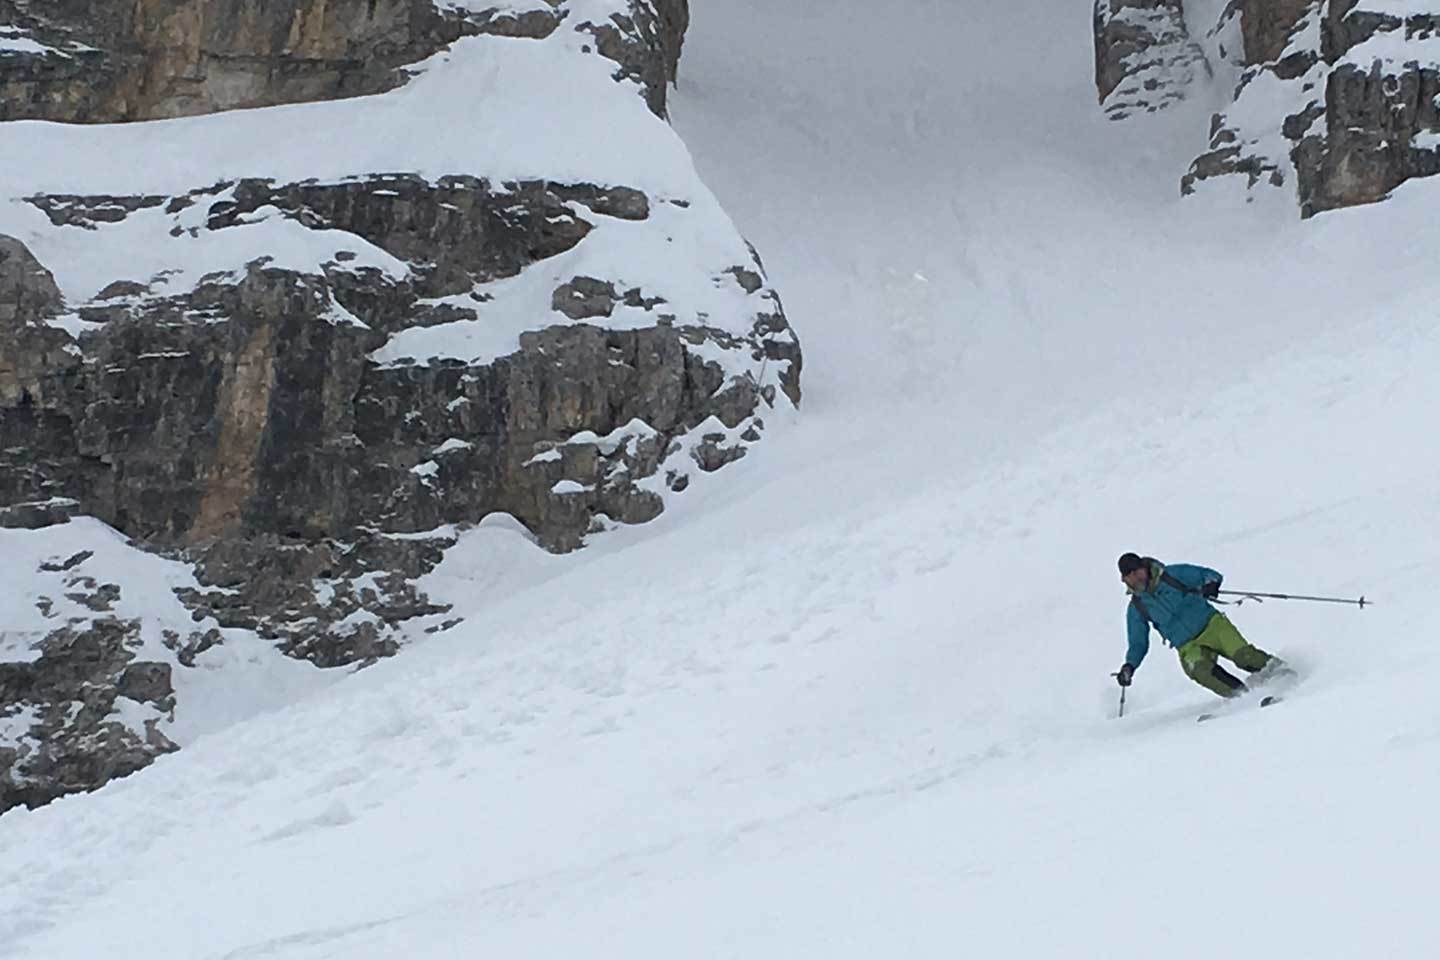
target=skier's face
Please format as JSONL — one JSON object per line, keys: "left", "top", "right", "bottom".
{"left": 1123, "top": 566, "right": 1149, "bottom": 591}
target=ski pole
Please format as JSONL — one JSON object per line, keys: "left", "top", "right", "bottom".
{"left": 1216, "top": 590, "right": 1369, "bottom": 608}
{"left": 1111, "top": 673, "right": 1127, "bottom": 719}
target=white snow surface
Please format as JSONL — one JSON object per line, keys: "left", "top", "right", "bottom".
{"left": 1342, "top": 27, "right": 1440, "bottom": 68}
{"left": 0, "top": 25, "right": 69, "bottom": 58}
{"left": 1356, "top": 0, "right": 1440, "bottom": 14}
{"left": 5, "top": 1, "right": 1440, "bottom": 958}
{"left": 0, "top": 35, "right": 52, "bottom": 57}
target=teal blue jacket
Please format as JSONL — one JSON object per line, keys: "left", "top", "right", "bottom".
{"left": 1125, "top": 560, "right": 1223, "bottom": 669}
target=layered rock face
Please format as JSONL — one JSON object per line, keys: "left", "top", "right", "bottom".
{"left": 2, "top": 176, "right": 795, "bottom": 553}
{"left": 0, "top": 0, "right": 800, "bottom": 812}
{"left": 1293, "top": 3, "right": 1440, "bottom": 215}
{"left": 1095, "top": 0, "right": 1440, "bottom": 216}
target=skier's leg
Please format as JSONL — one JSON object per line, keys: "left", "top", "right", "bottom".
{"left": 1178, "top": 642, "right": 1247, "bottom": 698}
{"left": 1194, "top": 613, "right": 1273, "bottom": 673}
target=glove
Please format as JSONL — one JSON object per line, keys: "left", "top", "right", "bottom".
{"left": 1115, "top": 663, "right": 1135, "bottom": 687}
{"left": 1202, "top": 581, "right": 1220, "bottom": 599}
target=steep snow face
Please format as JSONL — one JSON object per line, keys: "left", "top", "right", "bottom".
{"left": 3, "top": 0, "right": 1440, "bottom": 957}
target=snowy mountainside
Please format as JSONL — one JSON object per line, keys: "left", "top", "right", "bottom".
{"left": 1, "top": 0, "right": 800, "bottom": 811}
{"left": 3, "top": 0, "right": 1440, "bottom": 957}
{"left": 4, "top": 222, "right": 1440, "bottom": 955}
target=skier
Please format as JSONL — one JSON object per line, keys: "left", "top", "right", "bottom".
{"left": 1114, "top": 553, "right": 1285, "bottom": 698}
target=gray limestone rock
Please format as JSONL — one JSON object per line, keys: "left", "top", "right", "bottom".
{"left": 1099, "top": 0, "right": 1440, "bottom": 216}
{"left": 1295, "top": 12, "right": 1440, "bottom": 216}
{"left": 0, "top": 174, "right": 799, "bottom": 556}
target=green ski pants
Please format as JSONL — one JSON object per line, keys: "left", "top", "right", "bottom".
{"left": 1177, "top": 613, "right": 1273, "bottom": 698}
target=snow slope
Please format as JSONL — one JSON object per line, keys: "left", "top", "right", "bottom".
{"left": 4, "top": 1, "right": 1440, "bottom": 957}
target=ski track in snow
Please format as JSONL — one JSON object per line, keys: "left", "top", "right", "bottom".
{"left": 5, "top": 0, "right": 1440, "bottom": 957}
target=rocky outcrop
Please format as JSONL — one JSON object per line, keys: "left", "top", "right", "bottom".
{"left": 575, "top": 0, "right": 689, "bottom": 116}
{"left": 180, "top": 529, "right": 461, "bottom": 666}
{"left": 0, "top": 0, "right": 689, "bottom": 121}
{"left": 0, "top": 519, "right": 472, "bottom": 813}
{"left": 0, "top": 0, "right": 795, "bottom": 814}
{"left": 1098, "top": 0, "right": 1440, "bottom": 216}
{"left": 1093, "top": 0, "right": 1211, "bottom": 120}
{"left": 0, "top": 175, "right": 796, "bottom": 554}
{"left": 1294, "top": 5, "right": 1440, "bottom": 215}
{"left": 0, "top": 608, "right": 177, "bottom": 814}
{"left": 1179, "top": 1, "right": 1326, "bottom": 200}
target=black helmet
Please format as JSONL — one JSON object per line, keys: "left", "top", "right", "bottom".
{"left": 1117, "top": 553, "right": 1146, "bottom": 576}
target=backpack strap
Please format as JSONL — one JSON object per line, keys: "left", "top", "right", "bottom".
{"left": 1130, "top": 593, "right": 1151, "bottom": 624}
{"left": 1130, "top": 570, "right": 1202, "bottom": 626}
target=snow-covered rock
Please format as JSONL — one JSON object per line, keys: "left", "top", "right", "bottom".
{"left": 1093, "top": 0, "right": 1211, "bottom": 120}
{"left": 0, "top": 0, "right": 687, "bottom": 122}
{"left": 1098, "top": 0, "right": 1440, "bottom": 215}
{"left": 0, "top": 518, "right": 333, "bottom": 813}
{"left": 0, "top": 0, "right": 800, "bottom": 812}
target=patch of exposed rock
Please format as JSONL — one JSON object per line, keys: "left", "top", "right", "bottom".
{"left": 0, "top": 607, "right": 177, "bottom": 813}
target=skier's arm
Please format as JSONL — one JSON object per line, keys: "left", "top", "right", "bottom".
{"left": 1168, "top": 563, "right": 1223, "bottom": 593}
{"left": 1126, "top": 603, "right": 1150, "bottom": 669}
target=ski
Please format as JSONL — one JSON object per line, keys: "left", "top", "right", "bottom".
{"left": 1197, "top": 695, "right": 1281, "bottom": 724}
